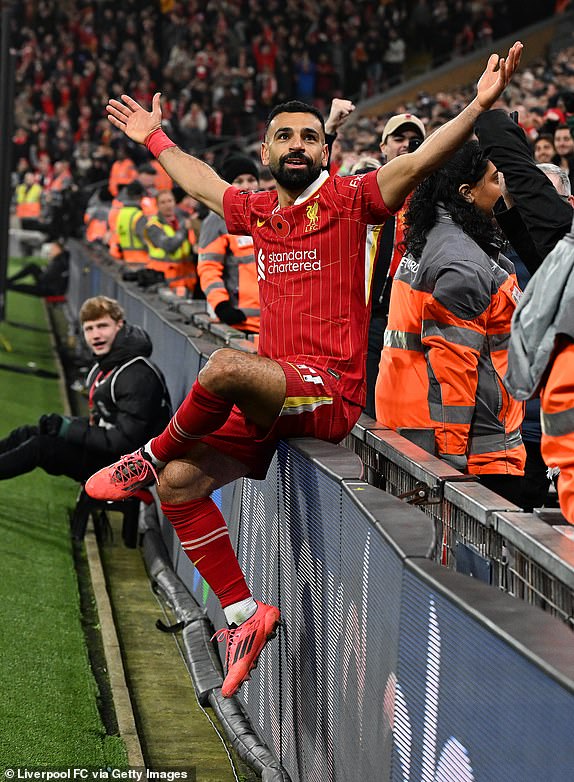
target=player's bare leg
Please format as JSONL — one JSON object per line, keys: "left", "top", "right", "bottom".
{"left": 85, "top": 350, "right": 286, "bottom": 500}
{"left": 198, "top": 349, "right": 286, "bottom": 427}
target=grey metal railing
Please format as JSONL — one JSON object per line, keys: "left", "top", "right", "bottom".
{"left": 345, "top": 414, "right": 574, "bottom": 627}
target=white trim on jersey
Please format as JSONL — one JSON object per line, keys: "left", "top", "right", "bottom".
{"left": 292, "top": 170, "right": 330, "bottom": 206}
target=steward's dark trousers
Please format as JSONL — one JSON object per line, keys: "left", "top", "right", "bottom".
{"left": 365, "top": 313, "right": 386, "bottom": 419}
{"left": 0, "top": 426, "right": 110, "bottom": 483}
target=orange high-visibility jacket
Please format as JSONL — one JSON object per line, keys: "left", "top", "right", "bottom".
{"left": 197, "top": 211, "right": 260, "bottom": 333}
{"left": 108, "top": 158, "right": 137, "bottom": 197}
{"left": 376, "top": 211, "right": 525, "bottom": 475}
{"left": 15, "top": 182, "right": 43, "bottom": 218}
{"left": 84, "top": 199, "right": 111, "bottom": 243}
{"left": 541, "top": 338, "right": 574, "bottom": 524}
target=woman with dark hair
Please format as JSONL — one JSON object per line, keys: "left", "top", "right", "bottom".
{"left": 375, "top": 140, "right": 525, "bottom": 504}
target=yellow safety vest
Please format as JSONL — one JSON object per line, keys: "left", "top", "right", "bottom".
{"left": 116, "top": 206, "right": 148, "bottom": 263}
{"left": 145, "top": 216, "right": 197, "bottom": 294}
{"left": 16, "top": 183, "right": 42, "bottom": 218}
{"left": 146, "top": 216, "right": 192, "bottom": 261}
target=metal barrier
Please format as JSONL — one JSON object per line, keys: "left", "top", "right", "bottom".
{"left": 346, "top": 414, "right": 574, "bottom": 627}
{"left": 64, "top": 242, "right": 574, "bottom": 779}
{"left": 68, "top": 241, "right": 574, "bottom": 628}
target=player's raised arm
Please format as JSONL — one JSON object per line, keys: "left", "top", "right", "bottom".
{"left": 107, "top": 92, "right": 229, "bottom": 217}
{"left": 377, "top": 41, "right": 523, "bottom": 213}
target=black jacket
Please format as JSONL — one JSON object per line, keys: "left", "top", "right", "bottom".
{"left": 475, "top": 109, "right": 572, "bottom": 275}
{"left": 65, "top": 323, "right": 172, "bottom": 456}
{"left": 39, "top": 250, "right": 70, "bottom": 296}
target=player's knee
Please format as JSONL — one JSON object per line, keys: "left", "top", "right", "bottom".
{"left": 198, "top": 348, "right": 245, "bottom": 393}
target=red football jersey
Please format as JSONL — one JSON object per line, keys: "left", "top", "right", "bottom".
{"left": 223, "top": 170, "right": 392, "bottom": 406}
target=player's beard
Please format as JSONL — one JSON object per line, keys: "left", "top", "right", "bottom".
{"left": 270, "top": 153, "right": 322, "bottom": 190}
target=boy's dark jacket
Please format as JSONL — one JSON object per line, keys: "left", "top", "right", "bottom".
{"left": 65, "top": 323, "right": 171, "bottom": 455}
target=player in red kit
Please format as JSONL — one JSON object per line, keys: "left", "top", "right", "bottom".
{"left": 87, "top": 42, "right": 522, "bottom": 698}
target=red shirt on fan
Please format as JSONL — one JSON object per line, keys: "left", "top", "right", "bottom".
{"left": 223, "top": 169, "right": 392, "bottom": 408}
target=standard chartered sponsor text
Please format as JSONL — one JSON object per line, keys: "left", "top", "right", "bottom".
{"left": 267, "top": 248, "right": 321, "bottom": 274}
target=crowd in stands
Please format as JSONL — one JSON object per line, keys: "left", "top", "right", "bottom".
{"left": 10, "top": 0, "right": 556, "bottom": 199}
{"left": 10, "top": 3, "right": 574, "bottom": 330}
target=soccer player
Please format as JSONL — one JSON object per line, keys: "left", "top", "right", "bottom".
{"left": 87, "top": 42, "right": 523, "bottom": 698}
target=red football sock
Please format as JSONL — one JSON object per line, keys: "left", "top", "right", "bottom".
{"left": 161, "top": 497, "right": 251, "bottom": 608}
{"left": 151, "top": 379, "right": 233, "bottom": 462}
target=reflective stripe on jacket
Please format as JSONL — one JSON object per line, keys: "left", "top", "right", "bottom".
{"left": 116, "top": 206, "right": 148, "bottom": 263}
{"left": 198, "top": 211, "right": 260, "bottom": 333}
{"left": 375, "top": 211, "right": 525, "bottom": 476}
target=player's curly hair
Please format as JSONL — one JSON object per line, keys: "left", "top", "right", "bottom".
{"left": 402, "top": 140, "right": 500, "bottom": 260}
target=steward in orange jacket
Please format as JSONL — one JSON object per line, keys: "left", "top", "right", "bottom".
{"left": 198, "top": 214, "right": 259, "bottom": 332}
{"left": 84, "top": 187, "right": 112, "bottom": 244}
{"left": 506, "top": 214, "right": 574, "bottom": 522}
{"left": 541, "top": 338, "right": 574, "bottom": 522}
{"left": 108, "top": 151, "right": 137, "bottom": 197}
{"left": 376, "top": 142, "right": 525, "bottom": 498}
{"left": 15, "top": 173, "right": 43, "bottom": 220}
{"left": 197, "top": 154, "right": 260, "bottom": 333}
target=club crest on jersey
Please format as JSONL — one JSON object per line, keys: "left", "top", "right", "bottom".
{"left": 305, "top": 200, "right": 320, "bottom": 232}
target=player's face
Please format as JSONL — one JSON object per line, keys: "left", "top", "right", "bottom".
{"left": 262, "top": 112, "right": 328, "bottom": 190}
{"left": 82, "top": 315, "right": 123, "bottom": 356}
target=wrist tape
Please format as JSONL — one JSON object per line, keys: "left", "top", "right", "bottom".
{"left": 145, "top": 128, "right": 176, "bottom": 158}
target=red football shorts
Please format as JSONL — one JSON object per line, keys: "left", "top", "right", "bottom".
{"left": 201, "top": 360, "right": 362, "bottom": 478}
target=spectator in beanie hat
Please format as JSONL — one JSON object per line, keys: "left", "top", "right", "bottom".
{"left": 197, "top": 154, "right": 261, "bottom": 332}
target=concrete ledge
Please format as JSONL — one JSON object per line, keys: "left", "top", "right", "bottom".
{"left": 85, "top": 528, "right": 145, "bottom": 766}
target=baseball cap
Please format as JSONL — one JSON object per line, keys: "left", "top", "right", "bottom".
{"left": 381, "top": 113, "right": 426, "bottom": 144}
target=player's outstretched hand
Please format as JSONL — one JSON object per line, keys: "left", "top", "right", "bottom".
{"left": 106, "top": 91, "right": 163, "bottom": 144}
{"left": 476, "top": 41, "right": 523, "bottom": 111}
